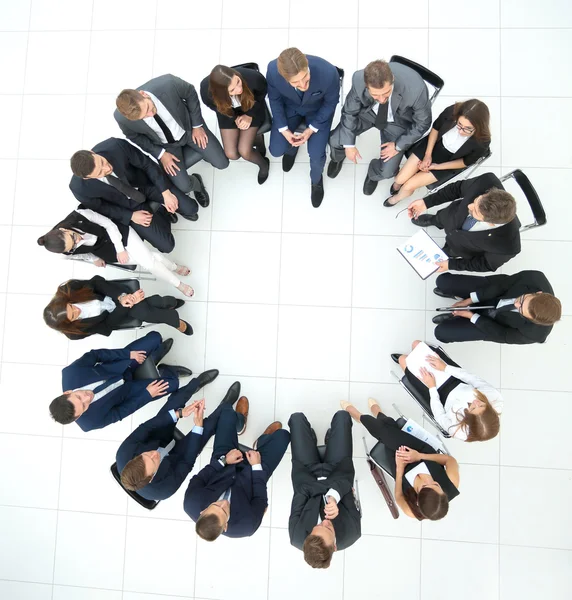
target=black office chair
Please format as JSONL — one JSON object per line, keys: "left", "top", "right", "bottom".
{"left": 500, "top": 169, "right": 547, "bottom": 232}
{"left": 389, "top": 55, "right": 444, "bottom": 105}
{"left": 104, "top": 278, "right": 152, "bottom": 332}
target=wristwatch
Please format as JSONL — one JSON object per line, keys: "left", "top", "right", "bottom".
{"left": 177, "top": 408, "right": 183, "bottom": 420}
{"left": 219, "top": 455, "right": 227, "bottom": 466}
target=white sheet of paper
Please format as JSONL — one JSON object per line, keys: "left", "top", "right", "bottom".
{"left": 405, "top": 341, "right": 451, "bottom": 389}
{"left": 400, "top": 418, "right": 447, "bottom": 454}
{"left": 397, "top": 230, "right": 448, "bottom": 279}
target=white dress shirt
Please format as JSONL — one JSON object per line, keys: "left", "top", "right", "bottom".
{"left": 230, "top": 95, "right": 242, "bottom": 108}
{"left": 404, "top": 462, "right": 431, "bottom": 487}
{"left": 344, "top": 93, "right": 394, "bottom": 149}
{"left": 73, "top": 297, "right": 116, "bottom": 319}
{"left": 428, "top": 366, "right": 503, "bottom": 441}
{"left": 442, "top": 127, "right": 468, "bottom": 154}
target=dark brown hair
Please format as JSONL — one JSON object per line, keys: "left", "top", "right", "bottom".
{"left": 37, "top": 229, "right": 67, "bottom": 253}
{"left": 453, "top": 390, "right": 500, "bottom": 442}
{"left": 70, "top": 150, "right": 96, "bottom": 178}
{"left": 478, "top": 188, "right": 516, "bottom": 224}
{"left": 116, "top": 89, "right": 144, "bottom": 120}
{"left": 364, "top": 60, "right": 394, "bottom": 89}
{"left": 43, "top": 280, "right": 97, "bottom": 338}
{"left": 404, "top": 486, "right": 449, "bottom": 521}
{"left": 303, "top": 534, "right": 335, "bottom": 569}
{"left": 453, "top": 99, "right": 491, "bottom": 143}
{"left": 49, "top": 394, "right": 76, "bottom": 425}
{"left": 195, "top": 512, "right": 225, "bottom": 541}
{"left": 277, "top": 48, "right": 308, "bottom": 80}
{"left": 121, "top": 456, "right": 153, "bottom": 491}
{"left": 528, "top": 293, "right": 562, "bottom": 325}
{"left": 208, "top": 65, "right": 255, "bottom": 118}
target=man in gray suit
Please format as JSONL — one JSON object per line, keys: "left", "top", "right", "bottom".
{"left": 114, "top": 74, "right": 229, "bottom": 208}
{"left": 328, "top": 60, "right": 431, "bottom": 197}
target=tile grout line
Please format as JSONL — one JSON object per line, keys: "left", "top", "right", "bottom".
{"left": 498, "top": 5, "right": 503, "bottom": 596}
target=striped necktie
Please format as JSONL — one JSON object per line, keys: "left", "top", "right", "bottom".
{"left": 462, "top": 215, "right": 478, "bottom": 231}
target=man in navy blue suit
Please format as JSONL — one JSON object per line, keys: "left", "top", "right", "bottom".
{"left": 184, "top": 400, "right": 290, "bottom": 540}
{"left": 266, "top": 47, "right": 340, "bottom": 208}
{"left": 50, "top": 331, "right": 190, "bottom": 432}
{"left": 117, "top": 379, "right": 246, "bottom": 502}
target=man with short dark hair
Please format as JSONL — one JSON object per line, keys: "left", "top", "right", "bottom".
{"left": 69, "top": 138, "right": 198, "bottom": 253}
{"left": 184, "top": 400, "right": 290, "bottom": 540}
{"left": 51, "top": 331, "right": 191, "bottom": 432}
{"left": 114, "top": 74, "right": 228, "bottom": 202}
{"left": 288, "top": 411, "right": 361, "bottom": 569}
{"left": 432, "top": 270, "right": 561, "bottom": 344}
{"left": 408, "top": 172, "right": 521, "bottom": 273}
{"left": 328, "top": 59, "right": 431, "bottom": 195}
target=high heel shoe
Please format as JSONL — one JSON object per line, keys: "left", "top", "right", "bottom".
{"left": 257, "top": 157, "right": 270, "bottom": 185}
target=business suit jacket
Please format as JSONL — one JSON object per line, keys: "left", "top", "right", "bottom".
{"left": 200, "top": 67, "right": 268, "bottom": 128}
{"left": 289, "top": 457, "right": 361, "bottom": 551}
{"left": 336, "top": 63, "right": 431, "bottom": 149}
{"left": 184, "top": 457, "right": 269, "bottom": 538}
{"left": 423, "top": 104, "right": 490, "bottom": 166}
{"left": 62, "top": 341, "right": 176, "bottom": 432}
{"left": 70, "top": 138, "right": 170, "bottom": 227}
{"left": 471, "top": 270, "right": 555, "bottom": 344}
{"left": 425, "top": 173, "right": 521, "bottom": 272}
{"left": 266, "top": 55, "right": 340, "bottom": 131}
{"left": 114, "top": 74, "right": 205, "bottom": 160}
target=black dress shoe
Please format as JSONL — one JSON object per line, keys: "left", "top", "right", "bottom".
{"left": 219, "top": 381, "right": 241, "bottom": 406}
{"left": 179, "top": 320, "right": 194, "bottom": 336}
{"left": 390, "top": 353, "right": 401, "bottom": 364}
{"left": 311, "top": 177, "right": 324, "bottom": 208}
{"left": 327, "top": 159, "right": 343, "bottom": 179}
{"left": 411, "top": 214, "right": 437, "bottom": 227}
{"left": 192, "top": 173, "right": 210, "bottom": 207}
{"left": 183, "top": 213, "right": 199, "bottom": 222}
{"left": 282, "top": 150, "right": 297, "bottom": 172}
{"left": 166, "top": 212, "right": 178, "bottom": 224}
{"left": 257, "top": 157, "right": 270, "bottom": 185}
{"left": 363, "top": 174, "right": 378, "bottom": 196}
{"left": 432, "top": 314, "right": 454, "bottom": 325}
{"left": 194, "top": 368, "right": 219, "bottom": 392}
{"left": 174, "top": 299, "right": 185, "bottom": 309}
{"left": 433, "top": 288, "right": 458, "bottom": 300}
{"left": 159, "top": 364, "right": 193, "bottom": 378}
{"left": 154, "top": 338, "right": 173, "bottom": 364}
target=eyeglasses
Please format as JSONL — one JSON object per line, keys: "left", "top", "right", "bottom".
{"left": 70, "top": 231, "right": 83, "bottom": 250}
{"left": 456, "top": 121, "right": 475, "bottom": 135}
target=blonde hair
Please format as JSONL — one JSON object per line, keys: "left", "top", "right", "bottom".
{"left": 116, "top": 89, "right": 144, "bottom": 120}
{"left": 277, "top": 48, "right": 308, "bottom": 80}
{"left": 453, "top": 389, "right": 500, "bottom": 442}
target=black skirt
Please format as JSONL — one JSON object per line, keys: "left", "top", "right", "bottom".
{"left": 216, "top": 101, "right": 266, "bottom": 130}
{"left": 408, "top": 136, "right": 464, "bottom": 182}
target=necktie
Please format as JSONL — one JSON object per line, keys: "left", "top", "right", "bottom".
{"left": 375, "top": 101, "right": 389, "bottom": 129}
{"left": 153, "top": 113, "right": 176, "bottom": 144}
{"left": 295, "top": 88, "right": 304, "bottom": 101}
{"left": 92, "top": 376, "right": 124, "bottom": 403}
{"left": 495, "top": 303, "right": 516, "bottom": 314}
{"left": 462, "top": 215, "right": 478, "bottom": 231}
{"left": 222, "top": 488, "right": 232, "bottom": 502}
{"left": 106, "top": 174, "right": 146, "bottom": 204}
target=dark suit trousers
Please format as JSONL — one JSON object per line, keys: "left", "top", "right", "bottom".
{"left": 269, "top": 114, "right": 331, "bottom": 184}
{"left": 143, "top": 179, "right": 199, "bottom": 220}
{"left": 124, "top": 331, "right": 163, "bottom": 368}
{"left": 128, "top": 295, "right": 180, "bottom": 329}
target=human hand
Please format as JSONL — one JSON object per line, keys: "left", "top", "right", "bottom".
{"left": 281, "top": 129, "right": 297, "bottom": 145}
{"left": 160, "top": 151, "right": 181, "bottom": 176}
{"left": 426, "top": 355, "right": 447, "bottom": 372}
{"left": 131, "top": 210, "right": 153, "bottom": 227}
{"left": 191, "top": 126, "right": 208, "bottom": 149}
{"left": 117, "top": 250, "right": 130, "bottom": 264}
{"left": 93, "top": 259, "right": 106, "bottom": 268}
{"left": 435, "top": 260, "right": 449, "bottom": 273}
{"left": 246, "top": 450, "right": 261, "bottom": 465}
{"left": 226, "top": 449, "right": 244, "bottom": 465}
{"left": 235, "top": 115, "right": 252, "bottom": 130}
{"left": 451, "top": 298, "right": 472, "bottom": 308}
{"left": 380, "top": 141, "right": 398, "bottom": 162}
{"left": 419, "top": 155, "right": 432, "bottom": 172}
{"left": 146, "top": 379, "right": 170, "bottom": 398}
{"left": 119, "top": 294, "right": 134, "bottom": 308}
{"left": 345, "top": 146, "right": 362, "bottom": 164}
{"left": 130, "top": 350, "right": 146, "bottom": 364}
{"left": 162, "top": 190, "right": 179, "bottom": 213}
{"left": 419, "top": 366, "right": 437, "bottom": 389}
{"left": 396, "top": 445, "right": 421, "bottom": 464}
{"left": 180, "top": 400, "right": 198, "bottom": 418}
{"left": 292, "top": 128, "right": 313, "bottom": 147}
{"left": 452, "top": 310, "right": 474, "bottom": 319}
{"left": 131, "top": 289, "right": 145, "bottom": 304}
{"left": 193, "top": 399, "right": 205, "bottom": 427}
{"left": 407, "top": 199, "right": 427, "bottom": 219}
{"left": 395, "top": 452, "right": 407, "bottom": 472}
{"left": 324, "top": 496, "right": 339, "bottom": 520}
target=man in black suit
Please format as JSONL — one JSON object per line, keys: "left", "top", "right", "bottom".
{"left": 70, "top": 138, "right": 198, "bottom": 253}
{"left": 408, "top": 172, "right": 521, "bottom": 273}
{"left": 114, "top": 74, "right": 228, "bottom": 201}
{"left": 288, "top": 411, "right": 361, "bottom": 569}
{"left": 432, "top": 270, "right": 561, "bottom": 344}
{"left": 184, "top": 400, "right": 290, "bottom": 540}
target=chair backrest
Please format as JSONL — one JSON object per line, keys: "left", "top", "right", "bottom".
{"left": 231, "top": 62, "right": 260, "bottom": 72}
{"left": 110, "top": 278, "right": 140, "bottom": 294}
{"left": 425, "top": 149, "right": 491, "bottom": 194}
{"left": 133, "top": 356, "right": 160, "bottom": 381}
{"left": 389, "top": 55, "right": 444, "bottom": 104}
{"left": 108, "top": 263, "right": 138, "bottom": 273}
{"left": 369, "top": 441, "right": 395, "bottom": 478}
{"left": 110, "top": 462, "right": 159, "bottom": 510}
{"left": 500, "top": 169, "right": 547, "bottom": 232}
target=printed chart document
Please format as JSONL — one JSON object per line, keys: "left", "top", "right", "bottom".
{"left": 397, "top": 230, "right": 448, "bottom": 279}
{"left": 405, "top": 341, "right": 451, "bottom": 389}
{"left": 400, "top": 418, "right": 447, "bottom": 454}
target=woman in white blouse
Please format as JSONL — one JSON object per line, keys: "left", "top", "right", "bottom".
{"left": 383, "top": 99, "right": 491, "bottom": 207}
{"left": 393, "top": 340, "right": 502, "bottom": 442}
{"left": 38, "top": 208, "right": 194, "bottom": 297}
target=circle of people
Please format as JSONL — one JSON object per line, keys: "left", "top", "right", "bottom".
{"left": 40, "top": 49, "right": 562, "bottom": 570}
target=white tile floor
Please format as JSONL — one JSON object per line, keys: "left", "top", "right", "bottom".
{"left": 0, "top": 1, "right": 571, "bottom": 599}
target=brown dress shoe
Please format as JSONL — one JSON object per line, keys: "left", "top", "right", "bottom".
{"left": 235, "top": 396, "right": 249, "bottom": 435}
{"left": 254, "top": 421, "right": 282, "bottom": 449}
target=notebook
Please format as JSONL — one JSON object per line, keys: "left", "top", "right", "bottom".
{"left": 405, "top": 341, "right": 451, "bottom": 389}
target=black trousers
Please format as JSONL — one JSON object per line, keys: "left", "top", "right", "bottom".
{"left": 129, "top": 196, "right": 175, "bottom": 254}
{"left": 288, "top": 411, "right": 353, "bottom": 471}
{"left": 128, "top": 295, "right": 180, "bottom": 329}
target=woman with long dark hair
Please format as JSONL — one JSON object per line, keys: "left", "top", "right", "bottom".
{"left": 384, "top": 99, "right": 491, "bottom": 206}
{"left": 341, "top": 398, "right": 460, "bottom": 521}
{"left": 392, "top": 340, "right": 503, "bottom": 442}
{"left": 43, "top": 276, "right": 193, "bottom": 339}
{"left": 200, "top": 64, "right": 270, "bottom": 184}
